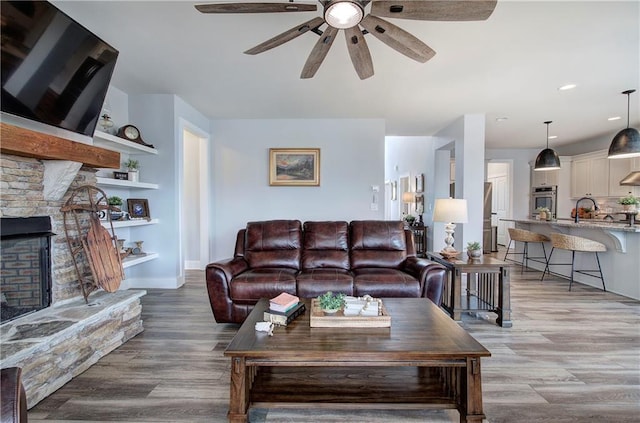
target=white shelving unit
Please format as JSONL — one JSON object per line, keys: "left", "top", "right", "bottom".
{"left": 93, "top": 129, "right": 160, "bottom": 270}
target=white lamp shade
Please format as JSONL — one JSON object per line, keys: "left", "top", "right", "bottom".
{"left": 402, "top": 192, "right": 414, "bottom": 203}
{"left": 433, "top": 198, "right": 468, "bottom": 223}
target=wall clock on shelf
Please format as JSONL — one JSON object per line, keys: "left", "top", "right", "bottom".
{"left": 116, "top": 125, "right": 155, "bottom": 148}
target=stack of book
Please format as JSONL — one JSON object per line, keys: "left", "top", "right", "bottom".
{"left": 264, "top": 292, "right": 305, "bottom": 326}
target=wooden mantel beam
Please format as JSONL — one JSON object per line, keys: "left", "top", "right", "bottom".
{"left": 1, "top": 123, "right": 120, "bottom": 168}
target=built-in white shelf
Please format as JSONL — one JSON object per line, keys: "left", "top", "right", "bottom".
{"left": 102, "top": 218, "right": 159, "bottom": 229}
{"left": 122, "top": 252, "right": 159, "bottom": 268}
{"left": 96, "top": 177, "right": 159, "bottom": 190}
{"left": 93, "top": 130, "right": 158, "bottom": 155}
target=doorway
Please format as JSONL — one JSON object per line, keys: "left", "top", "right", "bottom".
{"left": 181, "top": 127, "right": 210, "bottom": 270}
{"left": 487, "top": 161, "right": 512, "bottom": 247}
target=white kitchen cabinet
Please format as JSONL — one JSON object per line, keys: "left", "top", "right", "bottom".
{"left": 609, "top": 157, "right": 640, "bottom": 197}
{"left": 531, "top": 168, "right": 559, "bottom": 187}
{"left": 570, "top": 152, "right": 609, "bottom": 198}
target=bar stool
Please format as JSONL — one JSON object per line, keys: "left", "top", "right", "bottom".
{"left": 541, "top": 233, "right": 606, "bottom": 292}
{"left": 504, "top": 228, "right": 550, "bottom": 273}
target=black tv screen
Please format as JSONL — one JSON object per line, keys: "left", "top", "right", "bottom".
{"left": 1, "top": 1, "right": 118, "bottom": 137}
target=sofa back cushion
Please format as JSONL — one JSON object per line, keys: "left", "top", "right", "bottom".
{"left": 350, "top": 220, "right": 407, "bottom": 269}
{"left": 302, "top": 221, "right": 350, "bottom": 270}
{"left": 244, "top": 220, "right": 302, "bottom": 270}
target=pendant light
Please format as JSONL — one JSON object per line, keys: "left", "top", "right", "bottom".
{"left": 534, "top": 121, "right": 561, "bottom": 171}
{"left": 608, "top": 89, "right": 640, "bottom": 159}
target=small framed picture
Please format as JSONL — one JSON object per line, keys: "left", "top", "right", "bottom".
{"left": 113, "top": 171, "right": 128, "bottom": 180}
{"left": 127, "top": 198, "right": 150, "bottom": 219}
{"left": 415, "top": 173, "right": 424, "bottom": 193}
{"left": 269, "top": 148, "right": 320, "bottom": 186}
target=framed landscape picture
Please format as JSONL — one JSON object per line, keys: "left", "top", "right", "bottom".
{"left": 269, "top": 148, "right": 320, "bottom": 186}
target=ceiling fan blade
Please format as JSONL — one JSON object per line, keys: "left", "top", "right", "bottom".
{"left": 344, "top": 26, "right": 374, "bottom": 80}
{"left": 301, "top": 26, "right": 338, "bottom": 79}
{"left": 195, "top": 2, "right": 317, "bottom": 13}
{"left": 360, "top": 15, "right": 435, "bottom": 63}
{"left": 244, "top": 17, "right": 325, "bottom": 55}
{"left": 371, "top": 1, "right": 497, "bottom": 21}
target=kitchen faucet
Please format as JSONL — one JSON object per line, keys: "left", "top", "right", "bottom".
{"left": 574, "top": 197, "right": 600, "bottom": 223}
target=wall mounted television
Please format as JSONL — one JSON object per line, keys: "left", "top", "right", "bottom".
{"left": 1, "top": 1, "right": 118, "bottom": 137}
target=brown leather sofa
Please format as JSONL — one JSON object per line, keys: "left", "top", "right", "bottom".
{"left": 1, "top": 367, "right": 27, "bottom": 423}
{"left": 206, "top": 220, "right": 447, "bottom": 324}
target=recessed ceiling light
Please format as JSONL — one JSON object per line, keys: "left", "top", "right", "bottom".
{"left": 558, "top": 84, "right": 577, "bottom": 91}
{"left": 608, "top": 116, "right": 622, "bottom": 121}
{"left": 548, "top": 135, "right": 558, "bottom": 139}
{"left": 495, "top": 117, "right": 508, "bottom": 122}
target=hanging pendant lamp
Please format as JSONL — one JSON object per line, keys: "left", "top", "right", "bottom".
{"left": 534, "top": 121, "right": 561, "bottom": 171}
{"left": 608, "top": 89, "right": 640, "bottom": 159}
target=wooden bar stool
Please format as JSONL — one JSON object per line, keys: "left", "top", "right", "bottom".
{"left": 541, "top": 233, "right": 606, "bottom": 291}
{"left": 504, "top": 228, "right": 550, "bottom": 273}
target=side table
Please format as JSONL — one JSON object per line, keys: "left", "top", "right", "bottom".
{"left": 426, "top": 252, "right": 512, "bottom": 328}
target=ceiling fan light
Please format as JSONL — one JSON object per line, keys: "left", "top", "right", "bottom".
{"left": 608, "top": 127, "right": 640, "bottom": 159}
{"left": 325, "top": 0, "right": 363, "bottom": 29}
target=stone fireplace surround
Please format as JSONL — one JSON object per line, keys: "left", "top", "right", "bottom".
{"left": 0, "top": 153, "right": 145, "bottom": 408}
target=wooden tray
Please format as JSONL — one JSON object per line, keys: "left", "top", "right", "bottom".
{"left": 309, "top": 299, "right": 391, "bottom": 328}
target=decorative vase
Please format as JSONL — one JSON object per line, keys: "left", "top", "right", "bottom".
{"left": 538, "top": 211, "right": 547, "bottom": 220}
{"left": 322, "top": 308, "right": 340, "bottom": 315}
{"left": 623, "top": 204, "right": 637, "bottom": 213}
{"left": 128, "top": 170, "right": 139, "bottom": 182}
{"left": 467, "top": 249, "right": 482, "bottom": 259}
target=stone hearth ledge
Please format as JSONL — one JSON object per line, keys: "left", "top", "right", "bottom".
{"left": 0, "top": 289, "right": 146, "bottom": 408}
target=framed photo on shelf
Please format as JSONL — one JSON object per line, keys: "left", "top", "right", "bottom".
{"left": 269, "top": 148, "right": 320, "bottom": 186}
{"left": 127, "top": 198, "right": 150, "bottom": 219}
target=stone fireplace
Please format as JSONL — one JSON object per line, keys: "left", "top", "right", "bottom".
{"left": 0, "top": 152, "right": 144, "bottom": 408}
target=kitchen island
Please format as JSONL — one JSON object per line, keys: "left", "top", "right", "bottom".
{"left": 502, "top": 218, "right": 639, "bottom": 300}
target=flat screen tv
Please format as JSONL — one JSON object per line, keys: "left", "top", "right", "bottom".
{"left": 1, "top": 1, "right": 118, "bottom": 137}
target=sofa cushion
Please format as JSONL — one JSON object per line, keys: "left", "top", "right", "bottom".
{"left": 230, "top": 268, "right": 298, "bottom": 303}
{"left": 296, "top": 268, "right": 354, "bottom": 298}
{"left": 352, "top": 268, "right": 421, "bottom": 298}
{"left": 350, "top": 221, "right": 407, "bottom": 269}
{"left": 244, "top": 220, "right": 302, "bottom": 270}
{"left": 302, "top": 221, "right": 350, "bottom": 270}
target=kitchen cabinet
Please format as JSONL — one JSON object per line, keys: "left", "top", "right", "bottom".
{"left": 531, "top": 168, "right": 559, "bottom": 187}
{"left": 570, "top": 152, "right": 609, "bottom": 198}
{"left": 93, "top": 130, "right": 159, "bottom": 269}
{"left": 609, "top": 157, "right": 640, "bottom": 198}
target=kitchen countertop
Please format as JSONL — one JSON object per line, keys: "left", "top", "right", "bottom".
{"left": 501, "top": 218, "right": 640, "bottom": 233}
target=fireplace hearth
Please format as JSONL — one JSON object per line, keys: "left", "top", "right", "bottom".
{"left": 0, "top": 216, "right": 54, "bottom": 323}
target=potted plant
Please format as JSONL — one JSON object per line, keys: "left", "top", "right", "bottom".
{"left": 466, "top": 241, "right": 482, "bottom": 259}
{"left": 536, "top": 207, "right": 550, "bottom": 221}
{"left": 123, "top": 158, "right": 139, "bottom": 182}
{"left": 618, "top": 194, "right": 640, "bottom": 212}
{"left": 317, "top": 291, "right": 345, "bottom": 314}
{"left": 404, "top": 214, "right": 416, "bottom": 226}
{"left": 107, "top": 196, "right": 123, "bottom": 211}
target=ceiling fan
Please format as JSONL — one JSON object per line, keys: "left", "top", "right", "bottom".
{"left": 195, "top": 1, "right": 497, "bottom": 79}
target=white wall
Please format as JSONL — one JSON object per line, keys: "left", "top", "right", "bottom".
{"left": 485, "top": 148, "right": 538, "bottom": 219}
{"left": 210, "top": 118, "right": 386, "bottom": 261}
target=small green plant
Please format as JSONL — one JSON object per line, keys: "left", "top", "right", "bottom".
{"left": 404, "top": 214, "right": 416, "bottom": 224}
{"left": 536, "top": 207, "right": 550, "bottom": 213}
{"left": 618, "top": 194, "right": 640, "bottom": 205}
{"left": 123, "top": 158, "right": 139, "bottom": 170}
{"left": 107, "top": 196, "right": 123, "bottom": 206}
{"left": 467, "top": 241, "right": 481, "bottom": 251}
{"left": 318, "top": 291, "right": 345, "bottom": 311}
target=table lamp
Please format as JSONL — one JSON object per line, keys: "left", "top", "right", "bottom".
{"left": 433, "top": 198, "right": 468, "bottom": 257}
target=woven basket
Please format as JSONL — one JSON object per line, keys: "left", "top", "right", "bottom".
{"left": 550, "top": 233, "right": 606, "bottom": 252}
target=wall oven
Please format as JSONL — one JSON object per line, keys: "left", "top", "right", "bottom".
{"left": 531, "top": 186, "right": 557, "bottom": 218}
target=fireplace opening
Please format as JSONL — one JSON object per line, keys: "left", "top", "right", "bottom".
{"left": 1, "top": 216, "right": 54, "bottom": 323}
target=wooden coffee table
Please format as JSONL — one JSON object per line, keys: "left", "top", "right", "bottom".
{"left": 224, "top": 298, "right": 491, "bottom": 422}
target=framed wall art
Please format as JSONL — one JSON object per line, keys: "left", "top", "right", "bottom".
{"left": 269, "top": 148, "right": 320, "bottom": 186}
{"left": 415, "top": 173, "right": 424, "bottom": 193}
{"left": 127, "top": 198, "right": 150, "bottom": 219}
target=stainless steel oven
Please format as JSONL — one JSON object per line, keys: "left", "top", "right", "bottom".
{"left": 531, "top": 186, "right": 557, "bottom": 218}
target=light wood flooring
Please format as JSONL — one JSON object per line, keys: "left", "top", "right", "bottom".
{"left": 28, "top": 256, "right": 640, "bottom": 422}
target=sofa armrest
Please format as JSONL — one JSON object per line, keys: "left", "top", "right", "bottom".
{"left": 1, "top": 367, "right": 27, "bottom": 423}
{"left": 402, "top": 257, "right": 447, "bottom": 306}
{"left": 205, "top": 257, "right": 249, "bottom": 323}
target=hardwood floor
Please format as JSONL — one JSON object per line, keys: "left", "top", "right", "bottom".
{"left": 29, "top": 257, "right": 640, "bottom": 422}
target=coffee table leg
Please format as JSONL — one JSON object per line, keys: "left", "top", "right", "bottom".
{"left": 228, "top": 357, "right": 250, "bottom": 423}
{"left": 458, "top": 357, "right": 485, "bottom": 423}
